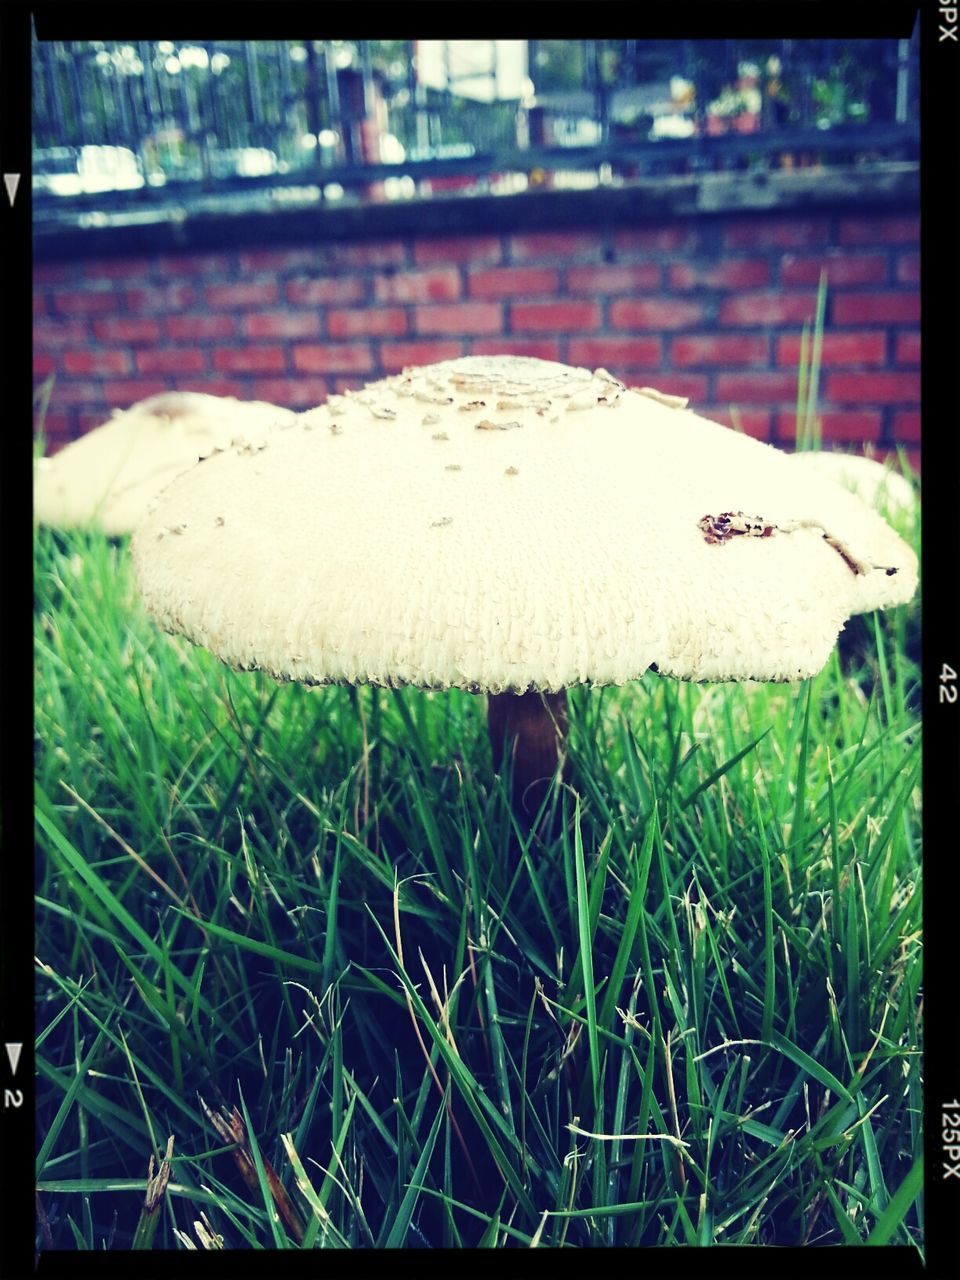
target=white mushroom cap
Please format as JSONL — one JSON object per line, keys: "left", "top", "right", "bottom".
{"left": 34, "top": 391, "right": 298, "bottom": 536}
{"left": 131, "top": 356, "right": 917, "bottom": 692}
{"left": 789, "top": 449, "right": 917, "bottom": 520}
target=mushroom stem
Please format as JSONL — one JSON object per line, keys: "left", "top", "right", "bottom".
{"left": 487, "top": 690, "right": 569, "bottom": 824}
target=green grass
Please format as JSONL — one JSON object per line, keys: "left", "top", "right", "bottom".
{"left": 33, "top": 482, "right": 922, "bottom": 1252}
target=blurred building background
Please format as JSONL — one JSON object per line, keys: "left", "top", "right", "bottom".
{"left": 33, "top": 35, "right": 920, "bottom": 468}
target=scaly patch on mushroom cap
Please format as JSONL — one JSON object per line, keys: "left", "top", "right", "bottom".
{"left": 131, "top": 356, "right": 918, "bottom": 690}
{"left": 34, "top": 391, "right": 298, "bottom": 537}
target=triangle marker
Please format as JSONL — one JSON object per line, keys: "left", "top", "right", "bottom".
{"left": 5, "top": 1043, "right": 23, "bottom": 1075}
{"left": 3, "top": 174, "right": 21, "bottom": 207}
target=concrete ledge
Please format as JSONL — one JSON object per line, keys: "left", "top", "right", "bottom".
{"left": 33, "top": 163, "right": 918, "bottom": 260}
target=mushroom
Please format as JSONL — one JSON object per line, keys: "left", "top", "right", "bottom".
{"left": 130, "top": 356, "right": 917, "bottom": 825}
{"left": 789, "top": 449, "right": 917, "bottom": 520}
{"left": 34, "top": 391, "right": 298, "bottom": 537}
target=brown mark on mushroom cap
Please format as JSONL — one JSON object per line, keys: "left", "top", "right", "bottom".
{"left": 698, "top": 510, "right": 898, "bottom": 576}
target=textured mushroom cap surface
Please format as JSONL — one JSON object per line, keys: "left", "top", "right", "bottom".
{"left": 132, "top": 356, "right": 918, "bottom": 692}
{"left": 789, "top": 449, "right": 917, "bottom": 519}
{"left": 35, "top": 392, "right": 298, "bottom": 536}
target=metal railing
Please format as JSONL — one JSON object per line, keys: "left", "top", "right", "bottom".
{"left": 32, "top": 36, "right": 919, "bottom": 222}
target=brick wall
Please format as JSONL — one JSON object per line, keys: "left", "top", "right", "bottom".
{"left": 33, "top": 208, "right": 920, "bottom": 469}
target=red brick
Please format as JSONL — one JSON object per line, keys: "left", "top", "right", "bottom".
{"left": 331, "top": 376, "right": 368, "bottom": 394}
{"left": 35, "top": 413, "right": 73, "bottom": 444}
{"left": 566, "top": 337, "right": 663, "bottom": 369}
{"left": 832, "top": 291, "right": 919, "bottom": 324}
{"left": 374, "top": 268, "right": 461, "bottom": 304}
{"left": 610, "top": 298, "right": 705, "bottom": 330}
{"left": 730, "top": 411, "right": 773, "bottom": 441}
{"left": 92, "top": 317, "right": 164, "bottom": 344}
{"left": 334, "top": 240, "right": 407, "bottom": 268}
{"left": 33, "top": 353, "right": 56, "bottom": 377}
{"left": 696, "top": 406, "right": 771, "bottom": 440}
{"left": 52, "top": 289, "right": 120, "bottom": 316}
{"left": 512, "top": 301, "right": 601, "bottom": 333}
{"left": 212, "top": 346, "right": 286, "bottom": 374}
{"left": 719, "top": 291, "right": 819, "bottom": 326}
{"left": 33, "top": 318, "right": 91, "bottom": 347}
{"left": 671, "top": 334, "right": 769, "bottom": 366}
{"left": 136, "top": 348, "right": 207, "bottom": 374}
{"left": 668, "top": 259, "right": 770, "bottom": 290}
{"left": 156, "top": 252, "right": 232, "bottom": 277}
{"left": 625, "top": 372, "right": 708, "bottom": 402}
{"left": 780, "top": 253, "right": 887, "bottom": 287}
{"left": 292, "top": 343, "right": 374, "bottom": 374}
{"left": 177, "top": 378, "right": 247, "bottom": 399}
{"left": 824, "top": 372, "right": 920, "bottom": 403}
{"left": 243, "top": 311, "right": 321, "bottom": 340}
{"left": 251, "top": 377, "right": 330, "bottom": 407}
{"left": 380, "top": 341, "right": 464, "bottom": 372}
{"left": 837, "top": 215, "right": 919, "bottom": 245}
{"left": 101, "top": 379, "right": 171, "bottom": 405}
{"left": 237, "top": 247, "right": 322, "bottom": 274}
{"left": 894, "top": 331, "right": 920, "bottom": 365}
{"left": 509, "top": 230, "right": 603, "bottom": 261}
{"left": 84, "top": 257, "right": 154, "bottom": 281}
{"left": 124, "top": 283, "right": 197, "bottom": 312}
{"left": 567, "top": 263, "right": 662, "bottom": 293}
{"left": 62, "top": 349, "right": 132, "bottom": 375}
{"left": 166, "top": 314, "right": 238, "bottom": 340}
{"left": 776, "top": 410, "right": 883, "bottom": 442}
{"left": 776, "top": 332, "right": 886, "bottom": 366}
{"left": 74, "top": 407, "right": 116, "bottom": 434}
{"left": 50, "top": 381, "right": 111, "bottom": 406}
{"left": 715, "top": 372, "right": 802, "bottom": 402}
{"left": 413, "top": 235, "right": 503, "bottom": 266}
{"left": 723, "top": 218, "right": 830, "bottom": 250}
{"left": 414, "top": 302, "right": 503, "bottom": 335}
{"left": 205, "top": 281, "right": 278, "bottom": 309}
{"left": 286, "top": 277, "right": 365, "bottom": 306}
{"left": 468, "top": 266, "right": 559, "bottom": 298}
{"left": 33, "top": 293, "right": 48, "bottom": 317}
{"left": 612, "top": 227, "right": 697, "bottom": 254}
{"left": 891, "top": 411, "right": 920, "bottom": 442}
{"left": 328, "top": 308, "right": 408, "bottom": 338}
{"left": 470, "top": 337, "right": 562, "bottom": 361}
{"left": 895, "top": 252, "right": 920, "bottom": 284}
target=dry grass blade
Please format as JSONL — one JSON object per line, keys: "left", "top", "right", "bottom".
{"left": 565, "top": 1123, "right": 690, "bottom": 1149}
{"left": 131, "top": 1135, "right": 175, "bottom": 1249}
{"left": 663, "top": 1029, "right": 686, "bottom": 1192}
{"left": 36, "top": 1192, "right": 55, "bottom": 1254}
{"left": 198, "top": 1096, "right": 306, "bottom": 1244}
